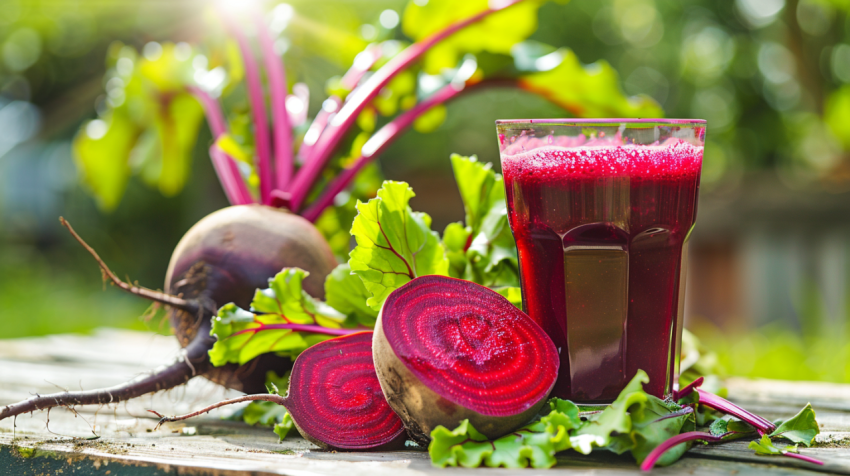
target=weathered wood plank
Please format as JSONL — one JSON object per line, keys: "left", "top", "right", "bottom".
{"left": 1, "top": 330, "right": 848, "bottom": 475}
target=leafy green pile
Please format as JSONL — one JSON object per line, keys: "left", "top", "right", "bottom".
{"left": 429, "top": 372, "right": 821, "bottom": 470}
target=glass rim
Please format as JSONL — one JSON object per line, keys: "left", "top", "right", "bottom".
{"left": 495, "top": 118, "right": 706, "bottom": 126}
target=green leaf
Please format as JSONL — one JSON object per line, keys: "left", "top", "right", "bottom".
{"left": 749, "top": 434, "right": 798, "bottom": 456}
{"left": 242, "top": 401, "right": 288, "bottom": 426}
{"left": 208, "top": 268, "right": 347, "bottom": 366}
{"left": 215, "top": 133, "right": 252, "bottom": 164}
{"left": 153, "top": 92, "right": 204, "bottom": 196}
{"left": 626, "top": 397, "right": 692, "bottom": 466}
{"left": 448, "top": 154, "right": 519, "bottom": 287}
{"left": 495, "top": 287, "right": 522, "bottom": 309}
{"left": 825, "top": 85, "right": 850, "bottom": 150}
{"left": 770, "top": 403, "right": 819, "bottom": 447}
{"left": 402, "top": 0, "right": 549, "bottom": 74}
{"left": 450, "top": 154, "right": 502, "bottom": 233}
{"left": 429, "top": 419, "right": 491, "bottom": 468}
{"left": 73, "top": 40, "right": 247, "bottom": 208}
{"left": 429, "top": 406, "right": 580, "bottom": 469}
{"left": 274, "top": 413, "right": 295, "bottom": 441}
{"left": 412, "top": 103, "right": 447, "bottom": 133}
{"left": 314, "top": 163, "right": 384, "bottom": 260}
{"left": 442, "top": 221, "right": 471, "bottom": 278}
{"left": 573, "top": 370, "right": 650, "bottom": 453}
{"left": 325, "top": 263, "right": 378, "bottom": 327}
{"left": 709, "top": 418, "right": 756, "bottom": 440}
{"left": 73, "top": 112, "right": 138, "bottom": 211}
{"left": 518, "top": 48, "right": 663, "bottom": 118}
{"left": 428, "top": 370, "right": 705, "bottom": 469}
{"left": 349, "top": 181, "right": 449, "bottom": 311}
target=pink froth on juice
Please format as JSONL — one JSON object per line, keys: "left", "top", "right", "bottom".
{"left": 496, "top": 120, "right": 705, "bottom": 403}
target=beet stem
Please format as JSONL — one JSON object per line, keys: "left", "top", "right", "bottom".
{"left": 286, "top": 0, "right": 528, "bottom": 212}
{"left": 0, "top": 330, "right": 212, "bottom": 421}
{"left": 152, "top": 394, "right": 287, "bottom": 429}
{"left": 696, "top": 389, "right": 776, "bottom": 433}
{"left": 301, "top": 78, "right": 520, "bottom": 222}
{"left": 653, "top": 405, "right": 694, "bottom": 422}
{"left": 221, "top": 11, "right": 274, "bottom": 205}
{"left": 640, "top": 431, "right": 727, "bottom": 471}
{"left": 782, "top": 451, "right": 824, "bottom": 466}
{"left": 296, "top": 45, "right": 381, "bottom": 166}
{"left": 674, "top": 376, "right": 704, "bottom": 400}
{"left": 187, "top": 86, "right": 254, "bottom": 205}
{"left": 252, "top": 11, "right": 294, "bottom": 191}
{"left": 231, "top": 323, "right": 367, "bottom": 337}
{"left": 60, "top": 217, "right": 206, "bottom": 315}
{"left": 302, "top": 82, "right": 465, "bottom": 222}
{"left": 296, "top": 97, "right": 340, "bottom": 167}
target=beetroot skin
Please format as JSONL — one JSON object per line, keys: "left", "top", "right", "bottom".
{"left": 372, "top": 275, "right": 559, "bottom": 443}
{"left": 165, "top": 204, "right": 337, "bottom": 393}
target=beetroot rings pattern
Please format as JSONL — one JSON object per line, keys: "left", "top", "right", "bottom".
{"left": 286, "top": 332, "right": 406, "bottom": 450}
{"left": 374, "top": 275, "right": 559, "bottom": 441}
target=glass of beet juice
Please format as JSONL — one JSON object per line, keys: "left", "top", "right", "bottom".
{"left": 496, "top": 119, "right": 705, "bottom": 403}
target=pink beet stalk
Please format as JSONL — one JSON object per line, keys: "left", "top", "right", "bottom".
{"left": 782, "top": 452, "right": 824, "bottom": 465}
{"left": 297, "top": 46, "right": 381, "bottom": 165}
{"left": 641, "top": 431, "right": 727, "bottom": 471}
{"left": 297, "top": 97, "right": 341, "bottom": 164}
{"left": 696, "top": 389, "right": 776, "bottom": 433}
{"left": 188, "top": 86, "right": 253, "bottom": 205}
{"left": 289, "top": 83, "right": 310, "bottom": 127}
{"left": 287, "top": 0, "right": 527, "bottom": 211}
{"left": 674, "top": 376, "right": 704, "bottom": 400}
{"left": 209, "top": 145, "right": 254, "bottom": 206}
{"left": 224, "top": 16, "right": 274, "bottom": 204}
{"left": 253, "top": 11, "right": 294, "bottom": 190}
{"left": 302, "top": 82, "right": 466, "bottom": 222}
{"left": 188, "top": 86, "right": 228, "bottom": 137}
{"left": 340, "top": 44, "right": 383, "bottom": 90}
{"left": 231, "top": 323, "right": 366, "bottom": 338}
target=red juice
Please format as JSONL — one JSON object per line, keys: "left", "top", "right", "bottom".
{"left": 500, "top": 137, "right": 703, "bottom": 402}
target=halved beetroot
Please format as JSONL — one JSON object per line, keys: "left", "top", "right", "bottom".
{"left": 152, "top": 331, "right": 406, "bottom": 451}
{"left": 373, "top": 276, "right": 559, "bottom": 443}
{"left": 286, "top": 332, "right": 406, "bottom": 450}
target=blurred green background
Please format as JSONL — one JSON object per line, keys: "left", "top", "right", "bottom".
{"left": 1, "top": 0, "right": 850, "bottom": 382}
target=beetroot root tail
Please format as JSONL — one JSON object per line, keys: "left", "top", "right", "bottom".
{"left": 59, "top": 217, "right": 208, "bottom": 315}
{"left": 152, "top": 394, "right": 287, "bottom": 429}
{"left": 0, "top": 331, "right": 213, "bottom": 421}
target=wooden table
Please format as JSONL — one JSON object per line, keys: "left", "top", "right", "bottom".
{"left": 1, "top": 329, "right": 848, "bottom": 475}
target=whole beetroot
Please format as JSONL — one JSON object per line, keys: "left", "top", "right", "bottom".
{"left": 0, "top": 205, "right": 336, "bottom": 420}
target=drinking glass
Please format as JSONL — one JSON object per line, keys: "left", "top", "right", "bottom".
{"left": 496, "top": 119, "right": 706, "bottom": 402}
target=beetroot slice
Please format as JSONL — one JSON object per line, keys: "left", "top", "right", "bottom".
{"left": 374, "top": 275, "right": 559, "bottom": 441}
{"left": 285, "top": 332, "right": 406, "bottom": 451}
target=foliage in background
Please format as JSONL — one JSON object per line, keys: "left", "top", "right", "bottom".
{"left": 694, "top": 321, "right": 850, "bottom": 383}
{"left": 69, "top": 0, "right": 661, "bottom": 224}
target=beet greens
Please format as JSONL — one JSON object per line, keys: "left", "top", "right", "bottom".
{"left": 429, "top": 372, "right": 824, "bottom": 470}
